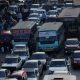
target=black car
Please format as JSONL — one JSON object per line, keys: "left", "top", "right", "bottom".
{"left": 65, "top": 38, "right": 80, "bottom": 56}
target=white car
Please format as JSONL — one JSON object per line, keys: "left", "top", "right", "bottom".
{"left": 34, "top": 9, "right": 47, "bottom": 20}
{"left": 47, "top": 10, "right": 58, "bottom": 18}
{"left": 48, "top": 59, "right": 68, "bottom": 74}
{"left": 1, "top": 55, "right": 23, "bottom": 70}
{"left": 31, "top": 52, "right": 47, "bottom": 65}
{"left": 30, "top": 4, "right": 42, "bottom": 13}
{"left": 22, "top": 60, "right": 43, "bottom": 77}
{"left": 28, "top": 17, "right": 41, "bottom": 25}
{"left": 43, "top": 74, "right": 76, "bottom": 80}
{"left": 13, "top": 43, "right": 30, "bottom": 58}
{"left": 9, "top": 5, "right": 18, "bottom": 13}
{"left": 0, "top": 69, "right": 10, "bottom": 80}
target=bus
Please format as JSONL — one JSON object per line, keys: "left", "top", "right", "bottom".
{"left": 58, "top": 7, "right": 80, "bottom": 38}
{"left": 11, "top": 21, "right": 37, "bottom": 52}
{"left": 37, "top": 22, "right": 64, "bottom": 52}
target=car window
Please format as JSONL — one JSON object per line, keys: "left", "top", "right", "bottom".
{"left": 50, "top": 61, "right": 66, "bottom": 67}
{"left": 23, "top": 62, "right": 37, "bottom": 68}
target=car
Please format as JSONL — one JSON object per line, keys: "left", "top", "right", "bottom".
{"left": 43, "top": 74, "right": 76, "bottom": 80}
{"left": 30, "top": 4, "right": 42, "bottom": 13}
{"left": 9, "top": 70, "right": 27, "bottom": 80}
{"left": 28, "top": 13, "right": 41, "bottom": 25}
{"left": 0, "top": 69, "right": 10, "bottom": 80}
{"left": 27, "top": 71, "right": 39, "bottom": 80}
{"left": 22, "top": 60, "right": 43, "bottom": 77}
{"left": 1, "top": 55, "right": 23, "bottom": 71}
{"left": 8, "top": 5, "right": 18, "bottom": 13}
{"left": 12, "top": 49, "right": 29, "bottom": 62}
{"left": 47, "top": 10, "right": 58, "bottom": 17}
{"left": 71, "top": 50, "right": 80, "bottom": 69}
{"left": 34, "top": 9, "right": 47, "bottom": 21}
{"left": 12, "top": 43, "right": 30, "bottom": 60}
{"left": 31, "top": 52, "right": 47, "bottom": 67}
{"left": 48, "top": 59, "right": 68, "bottom": 74}
{"left": 65, "top": 38, "right": 80, "bottom": 56}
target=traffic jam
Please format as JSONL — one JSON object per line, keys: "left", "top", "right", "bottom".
{"left": 0, "top": 0, "right": 80, "bottom": 80}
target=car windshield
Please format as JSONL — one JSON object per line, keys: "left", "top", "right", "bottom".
{"left": 0, "top": 71, "right": 5, "bottom": 77}
{"left": 23, "top": 62, "right": 37, "bottom": 68}
{"left": 66, "top": 40, "right": 79, "bottom": 45}
{"left": 48, "top": 11, "right": 57, "bottom": 15}
{"left": 31, "top": 5, "right": 39, "bottom": 8}
{"left": 27, "top": 72, "right": 36, "bottom": 78}
{"left": 13, "top": 51, "right": 27, "bottom": 56}
{"left": 50, "top": 61, "right": 66, "bottom": 67}
{"left": 36, "top": 11, "right": 45, "bottom": 14}
{"left": 14, "top": 45, "right": 26, "bottom": 49}
{"left": 73, "top": 53, "right": 80, "bottom": 58}
{"left": 29, "top": 14, "right": 39, "bottom": 17}
{"left": 5, "top": 58, "right": 18, "bottom": 63}
{"left": 31, "top": 54, "right": 46, "bottom": 59}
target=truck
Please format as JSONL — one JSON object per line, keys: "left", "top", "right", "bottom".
{"left": 37, "top": 22, "right": 64, "bottom": 52}
{"left": 43, "top": 74, "right": 76, "bottom": 80}
{"left": 11, "top": 21, "right": 37, "bottom": 53}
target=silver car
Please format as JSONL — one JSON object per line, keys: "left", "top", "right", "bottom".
{"left": 1, "top": 55, "right": 23, "bottom": 70}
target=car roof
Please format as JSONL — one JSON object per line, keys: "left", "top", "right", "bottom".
{"left": 0, "top": 69, "right": 7, "bottom": 71}
{"left": 6, "top": 55, "right": 19, "bottom": 58}
{"left": 33, "top": 52, "right": 45, "bottom": 54}
{"left": 25, "top": 60, "right": 38, "bottom": 63}
{"left": 12, "top": 70, "right": 26, "bottom": 76}
{"left": 74, "top": 50, "right": 80, "bottom": 53}
{"left": 11, "top": 21, "right": 36, "bottom": 29}
{"left": 32, "top": 4, "right": 40, "bottom": 6}
{"left": 66, "top": 38, "right": 78, "bottom": 41}
{"left": 51, "top": 59, "right": 65, "bottom": 61}
{"left": 38, "top": 22, "right": 63, "bottom": 31}
{"left": 28, "top": 17, "right": 39, "bottom": 20}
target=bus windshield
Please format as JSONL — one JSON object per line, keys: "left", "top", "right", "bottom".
{"left": 39, "top": 36, "right": 56, "bottom": 44}
{"left": 38, "top": 31, "right": 57, "bottom": 44}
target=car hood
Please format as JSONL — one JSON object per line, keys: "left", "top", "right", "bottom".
{"left": 49, "top": 67, "right": 68, "bottom": 72}
{"left": 37, "top": 59, "right": 46, "bottom": 64}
